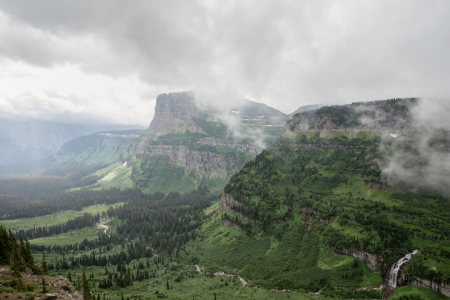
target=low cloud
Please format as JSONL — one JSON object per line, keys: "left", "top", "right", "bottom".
{"left": 378, "top": 99, "right": 450, "bottom": 198}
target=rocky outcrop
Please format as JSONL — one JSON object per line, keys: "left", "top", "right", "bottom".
{"left": 0, "top": 268, "right": 81, "bottom": 300}
{"left": 326, "top": 246, "right": 392, "bottom": 271}
{"left": 223, "top": 220, "right": 245, "bottom": 233}
{"left": 398, "top": 272, "right": 450, "bottom": 297}
{"left": 219, "top": 192, "right": 242, "bottom": 211}
{"left": 219, "top": 192, "right": 249, "bottom": 221}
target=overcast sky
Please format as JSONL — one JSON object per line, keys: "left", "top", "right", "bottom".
{"left": 0, "top": 0, "right": 449, "bottom": 126}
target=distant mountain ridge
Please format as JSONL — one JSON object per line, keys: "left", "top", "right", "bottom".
{"left": 283, "top": 98, "right": 417, "bottom": 136}
{"left": 289, "top": 104, "right": 325, "bottom": 116}
{"left": 50, "top": 129, "right": 145, "bottom": 166}
{"left": 0, "top": 119, "right": 145, "bottom": 165}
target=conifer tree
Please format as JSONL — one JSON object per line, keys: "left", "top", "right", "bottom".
{"left": 24, "top": 238, "right": 35, "bottom": 267}
{"left": 42, "top": 253, "right": 48, "bottom": 275}
{"left": 19, "top": 236, "right": 26, "bottom": 262}
{"left": 0, "top": 226, "right": 10, "bottom": 265}
{"left": 10, "top": 238, "right": 24, "bottom": 272}
{"left": 82, "top": 266, "right": 92, "bottom": 300}
{"left": 42, "top": 277, "right": 48, "bottom": 293}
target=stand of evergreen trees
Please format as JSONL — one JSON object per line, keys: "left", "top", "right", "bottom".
{"left": 15, "top": 213, "right": 100, "bottom": 240}
{"left": 0, "top": 225, "right": 39, "bottom": 273}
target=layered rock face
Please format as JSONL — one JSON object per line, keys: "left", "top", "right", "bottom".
{"left": 198, "top": 137, "right": 261, "bottom": 154}
{"left": 128, "top": 91, "right": 284, "bottom": 185}
{"left": 145, "top": 144, "right": 245, "bottom": 176}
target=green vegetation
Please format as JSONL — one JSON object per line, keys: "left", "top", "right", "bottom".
{"left": 192, "top": 117, "right": 228, "bottom": 138}
{"left": 0, "top": 203, "right": 120, "bottom": 231}
{"left": 42, "top": 258, "right": 327, "bottom": 299}
{"left": 178, "top": 207, "right": 380, "bottom": 291}
{"left": 391, "top": 286, "right": 449, "bottom": 300}
{"left": 29, "top": 227, "right": 105, "bottom": 246}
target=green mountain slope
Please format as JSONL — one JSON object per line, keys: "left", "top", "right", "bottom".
{"left": 181, "top": 98, "right": 450, "bottom": 297}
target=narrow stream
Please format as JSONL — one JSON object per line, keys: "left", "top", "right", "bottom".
{"left": 387, "top": 250, "right": 418, "bottom": 288}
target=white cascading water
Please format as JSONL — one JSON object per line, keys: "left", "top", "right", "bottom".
{"left": 387, "top": 250, "right": 419, "bottom": 288}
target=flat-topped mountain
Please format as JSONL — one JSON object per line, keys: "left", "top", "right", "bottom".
{"left": 107, "top": 91, "right": 288, "bottom": 193}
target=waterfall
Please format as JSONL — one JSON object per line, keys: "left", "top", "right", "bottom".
{"left": 387, "top": 250, "right": 418, "bottom": 288}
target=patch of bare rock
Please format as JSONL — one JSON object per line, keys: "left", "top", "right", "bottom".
{"left": 0, "top": 267, "right": 83, "bottom": 300}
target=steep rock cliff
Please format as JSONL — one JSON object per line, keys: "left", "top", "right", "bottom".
{"left": 143, "top": 144, "right": 246, "bottom": 177}
{"left": 125, "top": 91, "right": 286, "bottom": 193}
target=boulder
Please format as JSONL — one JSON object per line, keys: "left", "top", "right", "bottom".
{"left": 61, "top": 281, "right": 75, "bottom": 292}
{"left": 44, "top": 294, "right": 58, "bottom": 300}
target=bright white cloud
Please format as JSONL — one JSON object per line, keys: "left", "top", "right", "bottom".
{"left": 0, "top": 58, "right": 162, "bottom": 125}
{"left": 0, "top": 0, "right": 449, "bottom": 125}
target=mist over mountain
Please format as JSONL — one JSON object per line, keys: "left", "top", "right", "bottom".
{"left": 283, "top": 98, "right": 450, "bottom": 198}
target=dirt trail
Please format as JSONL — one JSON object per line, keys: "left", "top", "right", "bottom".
{"left": 97, "top": 219, "right": 109, "bottom": 236}
{"left": 194, "top": 264, "right": 250, "bottom": 287}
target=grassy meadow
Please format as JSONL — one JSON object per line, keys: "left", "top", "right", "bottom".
{"left": 0, "top": 203, "right": 122, "bottom": 231}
